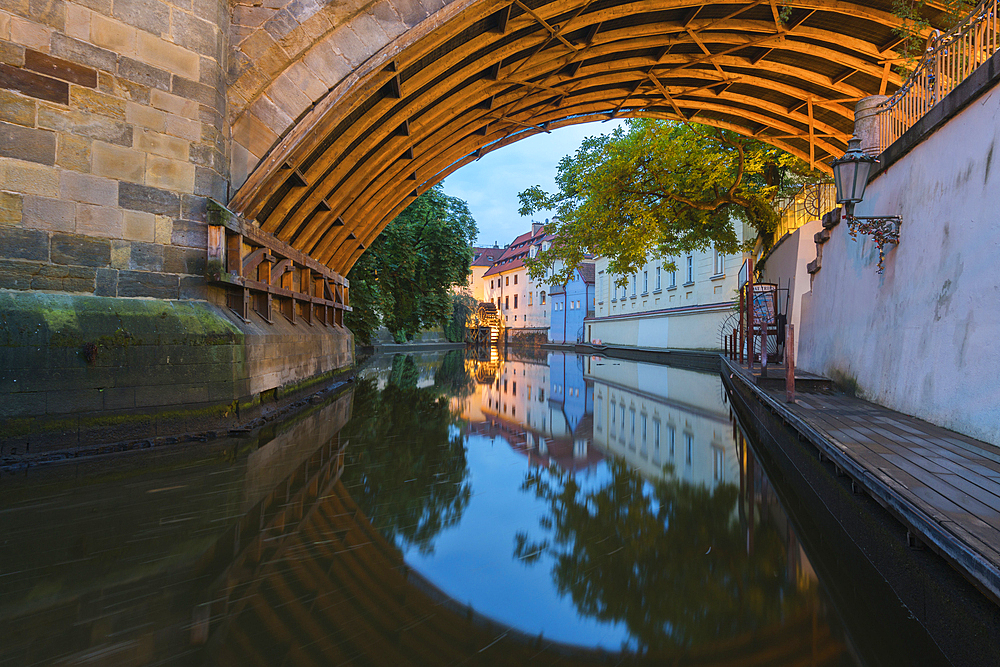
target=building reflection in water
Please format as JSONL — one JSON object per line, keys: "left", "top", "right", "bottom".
{"left": 0, "top": 350, "right": 856, "bottom": 666}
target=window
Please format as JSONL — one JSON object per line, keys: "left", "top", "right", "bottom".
{"left": 514, "top": 274, "right": 518, "bottom": 285}
{"left": 643, "top": 271, "right": 648, "bottom": 293}
{"left": 529, "top": 292, "right": 533, "bottom": 306}
{"left": 713, "top": 447, "right": 724, "bottom": 481}
{"left": 685, "top": 433, "right": 693, "bottom": 465}
{"left": 670, "top": 265, "right": 676, "bottom": 288}
{"left": 610, "top": 400, "right": 616, "bottom": 435}
{"left": 598, "top": 272, "right": 604, "bottom": 301}
{"left": 685, "top": 255, "right": 694, "bottom": 284}
{"left": 505, "top": 295, "right": 509, "bottom": 309}
{"left": 506, "top": 276, "right": 509, "bottom": 286}
{"left": 514, "top": 294, "right": 518, "bottom": 309}
{"left": 655, "top": 267, "right": 661, "bottom": 290}
{"left": 490, "top": 279, "right": 494, "bottom": 289}
{"left": 668, "top": 425, "right": 676, "bottom": 457}
{"left": 512, "top": 381, "right": 516, "bottom": 396}
{"left": 619, "top": 404, "right": 626, "bottom": 441}
{"left": 629, "top": 408, "right": 636, "bottom": 449}
{"left": 596, "top": 397, "right": 603, "bottom": 431}
{"left": 653, "top": 420, "right": 661, "bottom": 463}
{"left": 540, "top": 291, "right": 546, "bottom": 304}
{"left": 631, "top": 274, "right": 636, "bottom": 296}
{"left": 504, "top": 379, "right": 508, "bottom": 393}
{"left": 714, "top": 249, "right": 725, "bottom": 275}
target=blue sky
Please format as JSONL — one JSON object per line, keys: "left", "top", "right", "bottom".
{"left": 442, "top": 119, "right": 627, "bottom": 247}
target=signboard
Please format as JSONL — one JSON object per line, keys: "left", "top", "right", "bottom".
{"left": 752, "top": 283, "right": 777, "bottom": 324}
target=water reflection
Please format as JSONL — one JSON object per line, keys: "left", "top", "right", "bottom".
{"left": 0, "top": 349, "right": 862, "bottom": 666}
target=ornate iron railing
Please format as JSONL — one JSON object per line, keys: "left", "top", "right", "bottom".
{"left": 876, "top": 0, "right": 999, "bottom": 152}
{"left": 772, "top": 182, "right": 837, "bottom": 243}
{"left": 206, "top": 200, "right": 350, "bottom": 327}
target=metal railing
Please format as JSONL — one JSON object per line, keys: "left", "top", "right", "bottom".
{"left": 771, "top": 182, "right": 837, "bottom": 243}
{"left": 876, "top": 0, "right": 999, "bottom": 152}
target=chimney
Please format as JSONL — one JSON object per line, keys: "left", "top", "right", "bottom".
{"left": 532, "top": 220, "right": 544, "bottom": 236}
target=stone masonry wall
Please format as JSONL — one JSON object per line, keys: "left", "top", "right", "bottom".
{"left": 0, "top": 0, "right": 229, "bottom": 299}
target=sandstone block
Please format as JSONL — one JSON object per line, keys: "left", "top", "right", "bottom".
{"left": 0, "top": 88, "right": 37, "bottom": 126}
{"left": 0, "top": 226, "right": 49, "bottom": 261}
{"left": 137, "top": 32, "right": 199, "bottom": 81}
{"left": 75, "top": 0, "right": 112, "bottom": 15}
{"left": 92, "top": 141, "right": 144, "bottom": 182}
{"left": 0, "top": 39, "right": 25, "bottom": 67}
{"left": 22, "top": 195, "right": 74, "bottom": 232}
{"left": 70, "top": 86, "right": 126, "bottom": 119}
{"left": 189, "top": 143, "right": 222, "bottom": 171}
{"left": 136, "top": 129, "right": 189, "bottom": 160}
{"left": 0, "top": 258, "right": 36, "bottom": 289}
{"left": 0, "top": 12, "right": 9, "bottom": 40}
{"left": 94, "top": 266, "right": 116, "bottom": 295}
{"left": 60, "top": 170, "right": 117, "bottom": 205}
{"left": 129, "top": 241, "right": 162, "bottom": 271}
{"left": 150, "top": 88, "right": 198, "bottom": 118}
{"left": 0, "top": 191, "right": 22, "bottom": 225}
{"left": 164, "top": 113, "right": 201, "bottom": 141}
{"left": 118, "top": 269, "right": 178, "bottom": 298}
{"left": 0, "top": 158, "right": 60, "bottom": 196}
{"left": 112, "top": 0, "right": 169, "bottom": 36}
{"left": 25, "top": 49, "right": 97, "bottom": 87}
{"left": 180, "top": 194, "right": 207, "bottom": 222}
{"left": 89, "top": 13, "right": 135, "bottom": 56}
{"left": 163, "top": 244, "right": 204, "bottom": 274}
{"left": 154, "top": 214, "right": 172, "bottom": 243}
{"left": 76, "top": 202, "right": 122, "bottom": 237}
{"left": 179, "top": 274, "right": 207, "bottom": 299}
{"left": 0, "top": 62, "right": 68, "bottom": 104}
{"left": 170, "top": 219, "right": 206, "bottom": 248}
{"left": 191, "top": 0, "right": 221, "bottom": 24}
{"left": 125, "top": 101, "right": 165, "bottom": 131}
{"left": 118, "top": 181, "right": 180, "bottom": 216}
{"left": 117, "top": 56, "right": 170, "bottom": 91}
{"left": 10, "top": 17, "right": 51, "bottom": 51}
{"left": 145, "top": 155, "right": 195, "bottom": 192}
{"left": 28, "top": 0, "right": 66, "bottom": 30}
{"left": 263, "top": 9, "right": 297, "bottom": 44}
{"left": 193, "top": 166, "right": 225, "bottom": 200}
{"left": 171, "top": 10, "right": 218, "bottom": 57}
{"left": 110, "top": 238, "right": 129, "bottom": 267}
{"left": 64, "top": 2, "right": 90, "bottom": 40}
{"left": 122, "top": 210, "right": 154, "bottom": 241}
{"left": 171, "top": 75, "right": 215, "bottom": 106}
{"left": 302, "top": 46, "right": 351, "bottom": 88}
{"left": 38, "top": 105, "right": 132, "bottom": 146}
{"left": 0, "top": 121, "right": 56, "bottom": 164}
{"left": 32, "top": 264, "right": 97, "bottom": 293}
{"left": 50, "top": 33, "right": 117, "bottom": 72}
{"left": 56, "top": 132, "right": 91, "bottom": 172}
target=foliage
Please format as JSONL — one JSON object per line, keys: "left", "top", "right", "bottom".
{"left": 443, "top": 291, "right": 477, "bottom": 343}
{"left": 433, "top": 349, "right": 476, "bottom": 398}
{"left": 341, "top": 354, "right": 472, "bottom": 555}
{"left": 890, "top": 0, "right": 974, "bottom": 71}
{"left": 346, "top": 185, "right": 478, "bottom": 345}
{"left": 517, "top": 120, "right": 824, "bottom": 285}
{"left": 513, "top": 459, "right": 812, "bottom": 653}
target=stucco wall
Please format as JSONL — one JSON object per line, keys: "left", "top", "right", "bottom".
{"left": 797, "top": 84, "right": 1000, "bottom": 444}
{"left": 760, "top": 219, "right": 822, "bottom": 360}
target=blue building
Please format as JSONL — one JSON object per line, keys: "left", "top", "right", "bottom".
{"left": 548, "top": 263, "right": 596, "bottom": 344}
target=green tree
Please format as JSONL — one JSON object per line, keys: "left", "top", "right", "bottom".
{"left": 514, "top": 460, "right": 811, "bottom": 653}
{"left": 442, "top": 291, "right": 477, "bottom": 343}
{"left": 341, "top": 355, "right": 472, "bottom": 555}
{"left": 347, "top": 185, "right": 478, "bottom": 345}
{"left": 518, "top": 120, "right": 822, "bottom": 285}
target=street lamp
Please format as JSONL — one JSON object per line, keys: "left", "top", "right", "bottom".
{"left": 830, "top": 135, "right": 901, "bottom": 273}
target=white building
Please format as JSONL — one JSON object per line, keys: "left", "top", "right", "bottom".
{"left": 587, "top": 220, "right": 753, "bottom": 350}
{"left": 482, "top": 223, "right": 553, "bottom": 331}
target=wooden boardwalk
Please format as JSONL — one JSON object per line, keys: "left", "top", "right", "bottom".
{"left": 723, "top": 356, "right": 1000, "bottom": 604}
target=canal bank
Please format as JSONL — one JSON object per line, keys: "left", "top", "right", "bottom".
{"left": 723, "top": 355, "right": 1000, "bottom": 665}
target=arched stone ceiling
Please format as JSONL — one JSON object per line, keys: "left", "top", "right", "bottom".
{"left": 226, "top": 0, "right": 954, "bottom": 276}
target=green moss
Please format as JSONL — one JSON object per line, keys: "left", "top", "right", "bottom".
{"left": 829, "top": 368, "right": 862, "bottom": 397}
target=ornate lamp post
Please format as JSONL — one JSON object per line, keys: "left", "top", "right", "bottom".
{"left": 831, "top": 136, "right": 902, "bottom": 273}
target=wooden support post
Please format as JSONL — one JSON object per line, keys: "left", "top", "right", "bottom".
{"left": 208, "top": 225, "right": 224, "bottom": 267}
{"left": 760, "top": 318, "right": 768, "bottom": 377}
{"left": 226, "top": 233, "right": 242, "bottom": 276}
{"left": 786, "top": 324, "right": 796, "bottom": 403}
{"left": 738, "top": 286, "right": 745, "bottom": 364}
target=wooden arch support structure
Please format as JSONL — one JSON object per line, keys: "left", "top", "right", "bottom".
{"left": 227, "top": 0, "right": 954, "bottom": 278}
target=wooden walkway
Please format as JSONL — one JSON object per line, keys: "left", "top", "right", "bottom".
{"left": 723, "top": 356, "right": 1000, "bottom": 604}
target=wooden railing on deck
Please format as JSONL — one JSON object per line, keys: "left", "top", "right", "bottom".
{"left": 206, "top": 200, "right": 350, "bottom": 326}
{"left": 876, "top": 0, "right": 999, "bottom": 152}
{"left": 772, "top": 182, "right": 837, "bottom": 242}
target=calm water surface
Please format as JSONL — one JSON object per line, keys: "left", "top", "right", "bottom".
{"left": 0, "top": 349, "right": 944, "bottom": 665}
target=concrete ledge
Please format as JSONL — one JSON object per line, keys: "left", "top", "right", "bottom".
{"left": 578, "top": 343, "right": 722, "bottom": 372}
{"left": 0, "top": 290, "right": 353, "bottom": 452}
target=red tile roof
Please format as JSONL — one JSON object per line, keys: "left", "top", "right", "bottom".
{"left": 481, "top": 226, "right": 548, "bottom": 277}
{"left": 471, "top": 246, "right": 500, "bottom": 267}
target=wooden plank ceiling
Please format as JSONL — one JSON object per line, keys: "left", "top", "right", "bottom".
{"left": 228, "top": 0, "right": 950, "bottom": 276}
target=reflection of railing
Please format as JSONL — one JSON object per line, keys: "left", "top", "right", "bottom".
{"left": 876, "top": 0, "right": 999, "bottom": 152}
{"left": 771, "top": 183, "right": 837, "bottom": 243}
{"left": 206, "top": 200, "right": 350, "bottom": 327}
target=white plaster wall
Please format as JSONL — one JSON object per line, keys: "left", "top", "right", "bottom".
{"left": 798, "top": 85, "right": 1000, "bottom": 444}
{"left": 760, "top": 219, "right": 823, "bottom": 359}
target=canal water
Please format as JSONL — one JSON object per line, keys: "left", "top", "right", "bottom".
{"left": 0, "top": 349, "right": 949, "bottom": 666}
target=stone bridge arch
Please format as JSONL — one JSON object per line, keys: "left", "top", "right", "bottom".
{"left": 224, "top": 0, "right": 941, "bottom": 276}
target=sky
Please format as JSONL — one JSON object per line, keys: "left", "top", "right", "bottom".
{"left": 442, "top": 119, "right": 626, "bottom": 248}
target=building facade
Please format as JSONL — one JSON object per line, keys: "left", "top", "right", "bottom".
{"left": 481, "top": 223, "right": 553, "bottom": 330}
{"left": 548, "top": 263, "right": 595, "bottom": 344}
{"left": 587, "top": 220, "right": 753, "bottom": 350}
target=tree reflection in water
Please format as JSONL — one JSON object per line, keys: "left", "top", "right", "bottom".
{"left": 514, "top": 459, "right": 811, "bottom": 654}
{"left": 341, "top": 354, "right": 472, "bottom": 555}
